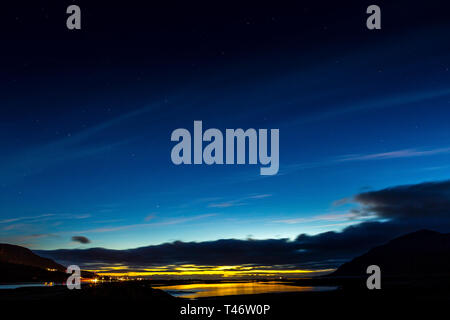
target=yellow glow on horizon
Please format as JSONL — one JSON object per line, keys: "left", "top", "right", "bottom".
{"left": 87, "top": 264, "right": 335, "bottom": 278}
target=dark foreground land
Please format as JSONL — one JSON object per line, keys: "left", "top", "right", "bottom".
{"left": 0, "top": 278, "right": 449, "bottom": 318}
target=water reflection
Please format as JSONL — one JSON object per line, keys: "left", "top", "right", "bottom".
{"left": 0, "top": 282, "right": 57, "bottom": 289}
{"left": 156, "top": 281, "right": 336, "bottom": 299}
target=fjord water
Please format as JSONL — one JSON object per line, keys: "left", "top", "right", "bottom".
{"left": 155, "top": 281, "right": 337, "bottom": 299}
{"left": 0, "top": 282, "right": 59, "bottom": 289}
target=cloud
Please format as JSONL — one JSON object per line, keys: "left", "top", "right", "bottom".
{"left": 352, "top": 180, "right": 450, "bottom": 220}
{"left": 0, "top": 214, "right": 55, "bottom": 224}
{"left": 287, "top": 88, "right": 450, "bottom": 126}
{"left": 0, "top": 213, "right": 89, "bottom": 225}
{"left": 35, "top": 179, "right": 450, "bottom": 270}
{"left": 0, "top": 233, "right": 59, "bottom": 248}
{"left": 38, "top": 238, "right": 305, "bottom": 267}
{"left": 208, "top": 201, "right": 244, "bottom": 208}
{"left": 36, "top": 219, "right": 444, "bottom": 270}
{"left": 337, "top": 147, "right": 450, "bottom": 162}
{"left": 208, "top": 194, "right": 272, "bottom": 208}
{"left": 93, "top": 219, "right": 125, "bottom": 224}
{"left": 144, "top": 214, "right": 156, "bottom": 222}
{"left": 273, "top": 212, "right": 360, "bottom": 224}
{"left": 282, "top": 146, "right": 450, "bottom": 177}
{"left": 70, "top": 214, "right": 217, "bottom": 234}
{"left": 248, "top": 194, "right": 272, "bottom": 199}
{"left": 36, "top": 221, "right": 408, "bottom": 270}
{"left": 72, "top": 236, "right": 91, "bottom": 244}
{"left": 3, "top": 223, "right": 30, "bottom": 231}
{"left": 0, "top": 101, "right": 166, "bottom": 183}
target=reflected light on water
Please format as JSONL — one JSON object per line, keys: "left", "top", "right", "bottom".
{"left": 156, "top": 281, "right": 336, "bottom": 299}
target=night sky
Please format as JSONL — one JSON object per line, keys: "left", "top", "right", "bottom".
{"left": 2, "top": 0, "right": 450, "bottom": 275}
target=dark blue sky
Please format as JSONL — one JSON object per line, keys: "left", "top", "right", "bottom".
{"left": 1, "top": 0, "right": 450, "bottom": 250}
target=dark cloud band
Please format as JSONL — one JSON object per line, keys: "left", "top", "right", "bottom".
{"left": 39, "top": 180, "right": 450, "bottom": 270}
{"left": 71, "top": 236, "right": 91, "bottom": 244}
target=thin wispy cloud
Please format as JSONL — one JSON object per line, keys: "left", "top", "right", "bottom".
{"left": 3, "top": 223, "right": 30, "bottom": 231}
{"left": 208, "top": 200, "right": 246, "bottom": 208}
{"left": 208, "top": 194, "right": 272, "bottom": 208}
{"left": 0, "top": 233, "right": 59, "bottom": 248}
{"left": 70, "top": 213, "right": 217, "bottom": 234}
{"left": 174, "top": 197, "right": 222, "bottom": 210}
{"left": 0, "top": 214, "right": 55, "bottom": 224}
{"left": 248, "top": 194, "right": 272, "bottom": 199}
{"left": 0, "top": 101, "right": 167, "bottom": 183}
{"left": 310, "top": 221, "right": 361, "bottom": 229}
{"left": 287, "top": 87, "right": 450, "bottom": 126}
{"left": 337, "top": 147, "right": 450, "bottom": 162}
{"left": 92, "top": 219, "right": 125, "bottom": 224}
{"left": 0, "top": 213, "right": 90, "bottom": 225}
{"left": 273, "top": 212, "right": 358, "bottom": 224}
{"left": 1, "top": 213, "right": 92, "bottom": 235}
{"left": 282, "top": 146, "right": 450, "bottom": 176}
{"left": 144, "top": 214, "right": 157, "bottom": 222}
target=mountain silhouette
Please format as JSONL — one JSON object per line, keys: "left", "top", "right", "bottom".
{"left": 0, "top": 243, "right": 65, "bottom": 272}
{"left": 0, "top": 243, "right": 97, "bottom": 282}
{"left": 331, "top": 229, "right": 450, "bottom": 277}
